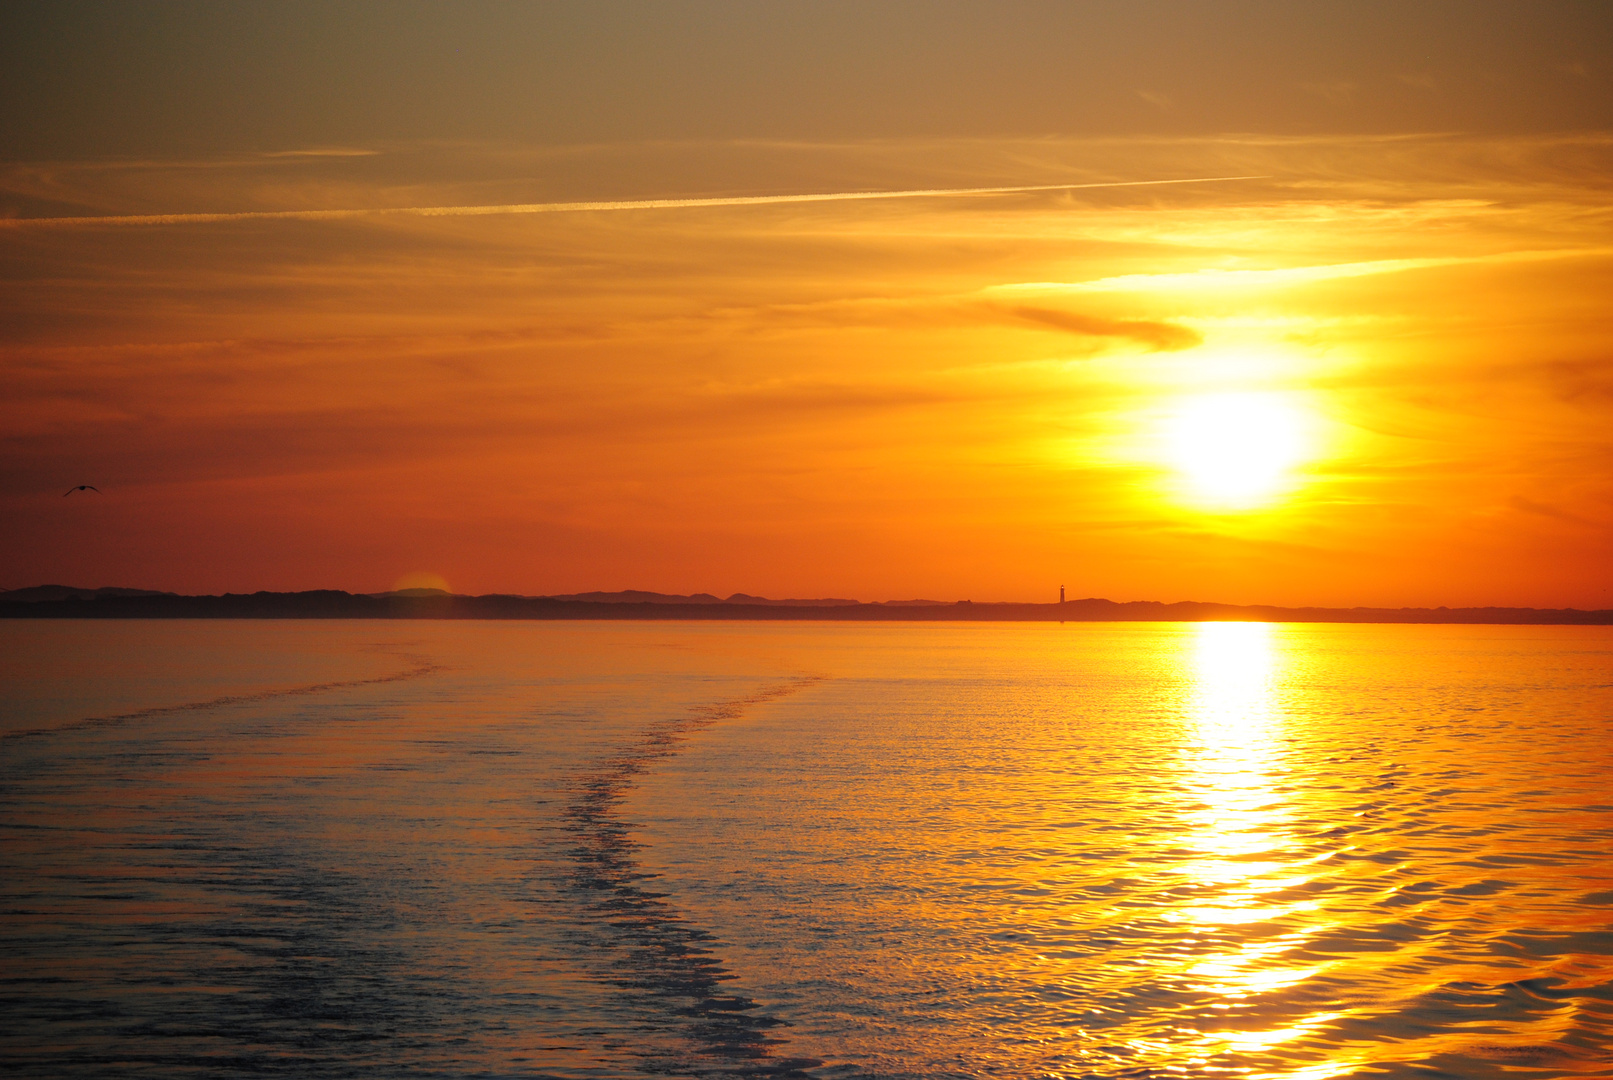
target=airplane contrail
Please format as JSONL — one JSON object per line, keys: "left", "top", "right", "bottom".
{"left": 0, "top": 175, "right": 1268, "bottom": 229}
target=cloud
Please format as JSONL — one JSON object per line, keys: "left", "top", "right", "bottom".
{"left": 1537, "top": 358, "right": 1613, "bottom": 405}
{"left": 259, "top": 148, "right": 381, "bottom": 158}
{"left": 993, "top": 305, "right": 1200, "bottom": 351}
{"left": 0, "top": 175, "right": 1267, "bottom": 228}
{"left": 703, "top": 380, "right": 966, "bottom": 418}
{"left": 1300, "top": 81, "right": 1358, "bottom": 105}
{"left": 1508, "top": 495, "right": 1600, "bottom": 527}
{"left": 685, "top": 294, "right": 1202, "bottom": 353}
{"left": 992, "top": 247, "right": 1613, "bottom": 296}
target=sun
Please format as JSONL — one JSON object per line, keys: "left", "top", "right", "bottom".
{"left": 1162, "top": 391, "right": 1311, "bottom": 509}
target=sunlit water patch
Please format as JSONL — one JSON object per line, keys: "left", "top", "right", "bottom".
{"left": 630, "top": 622, "right": 1613, "bottom": 1078}
{"left": 3, "top": 620, "right": 1611, "bottom": 1078}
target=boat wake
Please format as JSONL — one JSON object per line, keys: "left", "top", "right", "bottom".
{"left": 562, "top": 676, "right": 825, "bottom": 1077}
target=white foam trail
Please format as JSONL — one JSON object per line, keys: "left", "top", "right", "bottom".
{"left": 0, "top": 175, "right": 1267, "bottom": 228}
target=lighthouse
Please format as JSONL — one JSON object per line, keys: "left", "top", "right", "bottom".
{"left": 1060, "top": 585, "right": 1065, "bottom": 604}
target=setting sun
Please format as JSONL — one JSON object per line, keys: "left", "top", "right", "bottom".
{"left": 1163, "top": 392, "right": 1311, "bottom": 509}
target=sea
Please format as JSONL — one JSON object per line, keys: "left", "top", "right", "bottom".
{"left": 1, "top": 619, "right": 1610, "bottom": 1078}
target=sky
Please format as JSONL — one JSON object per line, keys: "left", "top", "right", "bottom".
{"left": 3, "top": 1, "right": 1612, "bottom": 607}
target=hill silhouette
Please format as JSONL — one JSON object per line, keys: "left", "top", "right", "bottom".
{"left": 2, "top": 588, "right": 1610, "bottom": 625}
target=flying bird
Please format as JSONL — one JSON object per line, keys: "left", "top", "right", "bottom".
{"left": 64, "top": 485, "right": 101, "bottom": 496}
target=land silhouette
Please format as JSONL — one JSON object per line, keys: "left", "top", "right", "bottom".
{"left": 2, "top": 587, "right": 1610, "bottom": 624}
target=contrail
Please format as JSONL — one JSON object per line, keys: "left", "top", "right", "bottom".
{"left": 0, "top": 175, "right": 1267, "bottom": 229}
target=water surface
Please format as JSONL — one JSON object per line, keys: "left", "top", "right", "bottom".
{"left": 2, "top": 620, "right": 1610, "bottom": 1077}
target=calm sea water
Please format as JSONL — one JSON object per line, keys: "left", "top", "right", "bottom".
{"left": 2, "top": 620, "right": 1610, "bottom": 1078}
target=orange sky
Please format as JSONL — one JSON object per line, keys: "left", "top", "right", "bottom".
{"left": 3, "top": 3, "right": 1612, "bottom": 607}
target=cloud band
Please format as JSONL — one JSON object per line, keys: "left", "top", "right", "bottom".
{"left": 1, "top": 175, "right": 1266, "bottom": 229}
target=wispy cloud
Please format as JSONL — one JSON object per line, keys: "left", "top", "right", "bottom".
{"left": 1509, "top": 495, "right": 1601, "bottom": 528}
{"left": 258, "top": 148, "right": 382, "bottom": 158}
{"left": 1300, "top": 81, "right": 1358, "bottom": 105}
{"left": 992, "top": 305, "right": 1200, "bottom": 350}
{"left": 0, "top": 175, "right": 1265, "bottom": 228}
{"left": 993, "top": 247, "right": 1613, "bottom": 294}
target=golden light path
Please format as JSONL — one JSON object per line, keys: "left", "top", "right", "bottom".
{"left": 1171, "top": 622, "right": 1360, "bottom": 1078}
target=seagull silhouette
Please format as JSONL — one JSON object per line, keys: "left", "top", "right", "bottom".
{"left": 63, "top": 485, "right": 101, "bottom": 496}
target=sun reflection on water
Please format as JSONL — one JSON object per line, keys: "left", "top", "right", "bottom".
{"left": 1169, "top": 622, "right": 1355, "bottom": 1077}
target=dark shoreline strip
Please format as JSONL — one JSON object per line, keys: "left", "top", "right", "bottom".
{"left": 563, "top": 677, "right": 824, "bottom": 1077}
{"left": 0, "top": 655, "right": 443, "bottom": 743}
{"left": 4, "top": 592, "right": 1611, "bottom": 624}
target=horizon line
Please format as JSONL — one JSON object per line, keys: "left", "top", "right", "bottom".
{"left": 2, "top": 584, "right": 1608, "bottom": 615}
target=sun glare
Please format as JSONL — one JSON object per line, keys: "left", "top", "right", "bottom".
{"left": 1163, "top": 392, "right": 1311, "bottom": 509}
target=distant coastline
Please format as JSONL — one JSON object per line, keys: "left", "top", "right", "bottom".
{"left": 3, "top": 586, "right": 1611, "bottom": 625}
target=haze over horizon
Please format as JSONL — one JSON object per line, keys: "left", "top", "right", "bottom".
{"left": 5, "top": 1, "right": 1613, "bottom": 608}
